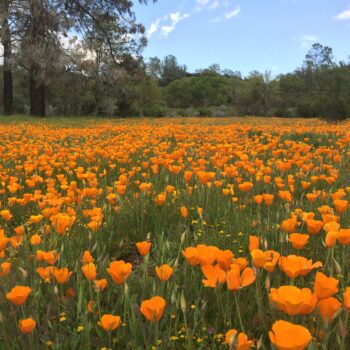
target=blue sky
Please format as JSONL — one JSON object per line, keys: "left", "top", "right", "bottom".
{"left": 134, "top": 0, "right": 350, "bottom": 76}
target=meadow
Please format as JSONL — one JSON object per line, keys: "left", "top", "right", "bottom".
{"left": 0, "top": 116, "right": 349, "bottom": 350}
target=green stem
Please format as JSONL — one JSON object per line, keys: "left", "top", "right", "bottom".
{"left": 341, "top": 312, "right": 349, "bottom": 350}
{"left": 234, "top": 292, "right": 245, "bottom": 333}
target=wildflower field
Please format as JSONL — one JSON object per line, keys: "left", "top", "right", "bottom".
{"left": 1, "top": 116, "right": 350, "bottom": 350}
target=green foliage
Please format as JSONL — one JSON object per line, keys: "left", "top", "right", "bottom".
{"left": 165, "top": 70, "right": 233, "bottom": 109}
{"left": 1, "top": 43, "right": 350, "bottom": 120}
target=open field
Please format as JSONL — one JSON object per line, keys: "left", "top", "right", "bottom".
{"left": 0, "top": 116, "right": 350, "bottom": 349}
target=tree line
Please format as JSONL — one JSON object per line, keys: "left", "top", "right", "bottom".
{"left": 0, "top": 2, "right": 349, "bottom": 120}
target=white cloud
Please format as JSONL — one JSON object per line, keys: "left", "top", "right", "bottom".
{"left": 298, "top": 34, "right": 320, "bottom": 49}
{"left": 195, "top": 0, "right": 225, "bottom": 11}
{"left": 335, "top": 5, "right": 350, "bottom": 20}
{"left": 147, "top": 18, "right": 161, "bottom": 39}
{"left": 209, "top": 6, "right": 241, "bottom": 23}
{"left": 146, "top": 14, "right": 170, "bottom": 39}
{"left": 160, "top": 12, "right": 190, "bottom": 37}
{"left": 225, "top": 6, "right": 241, "bottom": 19}
{"left": 211, "top": 5, "right": 241, "bottom": 22}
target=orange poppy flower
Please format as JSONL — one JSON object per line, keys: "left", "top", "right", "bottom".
{"left": 10, "top": 235, "right": 24, "bottom": 248}
{"left": 318, "top": 205, "right": 333, "bottom": 215}
{"left": 180, "top": 206, "right": 188, "bottom": 218}
{"left": 82, "top": 263, "right": 97, "bottom": 281}
{"left": 288, "top": 233, "right": 309, "bottom": 250}
{"left": 116, "top": 184, "right": 126, "bottom": 195}
{"left": 226, "top": 264, "right": 255, "bottom": 292}
{"left": 238, "top": 182, "right": 253, "bottom": 192}
{"left": 216, "top": 249, "right": 234, "bottom": 271}
{"left": 52, "top": 213, "right": 74, "bottom": 235}
{"left": 343, "top": 287, "right": 350, "bottom": 311}
{"left": 333, "top": 199, "right": 348, "bottom": 213}
{"left": 14, "top": 226, "right": 24, "bottom": 236}
{"left": 301, "top": 181, "right": 311, "bottom": 190}
{"left": 82, "top": 250, "right": 94, "bottom": 264}
{"left": 6, "top": 286, "right": 32, "bottom": 305}
{"left": 314, "top": 272, "right": 339, "bottom": 299}
{"left": 182, "top": 247, "right": 200, "bottom": 266}
{"left": 155, "top": 193, "right": 166, "bottom": 206}
{"left": 29, "top": 215, "right": 43, "bottom": 224}
{"left": 234, "top": 257, "right": 249, "bottom": 271}
{"left": 140, "top": 296, "right": 166, "bottom": 322}
{"left": 0, "top": 210, "right": 13, "bottom": 221}
{"left": 54, "top": 268, "right": 73, "bottom": 284}
{"left": 36, "top": 250, "right": 59, "bottom": 265}
{"left": 225, "top": 329, "right": 253, "bottom": 349}
{"left": 19, "top": 318, "right": 36, "bottom": 334}
{"left": 325, "top": 231, "right": 337, "bottom": 247}
{"left": 278, "top": 191, "right": 293, "bottom": 202}
{"left": 136, "top": 241, "right": 151, "bottom": 256}
{"left": 254, "top": 195, "right": 263, "bottom": 204}
{"left": 317, "top": 297, "right": 342, "bottom": 323}
{"left": 251, "top": 249, "right": 280, "bottom": 272}
{"left": 249, "top": 235, "right": 259, "bottom": 251}
{"left": 37, "top": 266, "right": 54, "bottom": 281}
{"left": 262, "top": 194, "right": 274, "bottom": 205}
{"left": 306, "top": 193, "right": 318, "bottom": 203}
{"left": 269, "top": 286, "right": 317, "bottom": 316}
{"left": 201, "top": 264, "right": 226, "bottom": 288}
{"left": 66, "top": 287, "right": 75, "bottom": 298}
{"left": 269, "top": 320, "right": 312, "bottom": 350}
{"left": 94, "top": 278, "right": 108, "bottom": 291}
{"left": 264, "top": 175, "right": 271, "bottom": 184}
{"left": 155, "top": 264, "right": 173, "bottom": 281}
{"left": 30, "top": 234, "right": 42, "bottom": 246}
{"left": 150, "top": 164, "right": 158, "bottom": 174}
{"left": 337, "top": 229, "right": 350, "bottom": 245}
{"left": 107, "top": 260, "right": 132, "bottom": 285}
{"left": 99, "top": 314, "right": 121, "bottom": 332}
{"left": 323, "top": 221, "right": 340, "bottom": 231}
{"left": 165, "top": 185, "right": 175, "bottom": 194}
{"left": 0, "top": 230, "right": 9, "bottom": 251}
{"left": 196, "top": 244, "right": 219, "bottom": 266}
{"left": 0, "top": 262, "right": 11, "bottom": 277}
{"left": 87, "top": 300, "right": 94, "bottom": 313}
{"left": 281, "top": 218, "right": 298, "bottom": 233}
{"left": 279, "top": 255, "right": 322, "bottom": 279}
{"left": 184, "top": 171, "right": 193, "bottom": 183}
{"left": 306, "top": 219, "right": 323, "bottom": 235}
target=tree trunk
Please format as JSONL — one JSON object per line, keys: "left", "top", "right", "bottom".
{"left": 30, "top": 72, "right": 46, "bottom": 116}
{"left": 1, "top": 0, "right": 13, "bottom": 115}
{"left": 29, "top": 0, "right": 46, "bottom": 117}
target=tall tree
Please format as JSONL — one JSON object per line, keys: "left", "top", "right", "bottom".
{"left": 18, "top": 0, "right": 156, "bottom": 116}
{"left": 0, "top": 0, "right": 14, "bottom": 115}
{"left": 304, "top": 43, "right": 334, "bottom": 70}
{"left": 160, "top": 55, "right": 187, "bottom": 86}
{"left": 147, "top": 56, "right": 162, "bottom": 81}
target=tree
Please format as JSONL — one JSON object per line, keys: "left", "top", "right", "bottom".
{"left": 0, "top": 0, "right": 14, "bottom": 114}
{"left": 147, "top": 57, "right": 162, "bottom": 81}
{"left": 165, "top": 68, "right": 233, "bottom": 109}
{"left": 15, "top": 0, "right": 156, "bottom": 116}
{"left": 304, "top": 43, "right": 334, "bottom": 70}
{"left": 235, "top": 72, "right": 265, "bottom": 116}
{"left": 160, "top": 55, "right": 187, "bottom": 86}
